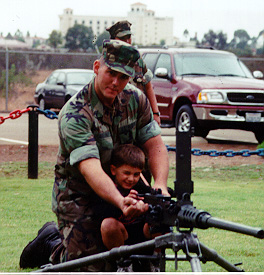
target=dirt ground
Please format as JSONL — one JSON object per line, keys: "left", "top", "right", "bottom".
{"left": 0, "top": 70, "right": 263, "bottom": 168}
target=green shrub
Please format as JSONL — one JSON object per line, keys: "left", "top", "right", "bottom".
{"left": 0, "top": 64, "right": 32, "bottom": 97}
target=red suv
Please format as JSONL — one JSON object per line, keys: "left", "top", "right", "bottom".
{"left": 139, "top": 48, "right": 264, "bottom": 143}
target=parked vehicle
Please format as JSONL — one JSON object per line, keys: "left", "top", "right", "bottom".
{"left": 139, "top": 47, "right": 264, "bottom": 143}
{"left": 34, "top": 69, "right": 94, "bottom": 110}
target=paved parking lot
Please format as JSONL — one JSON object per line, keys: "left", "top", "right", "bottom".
{"left": 0, "top": 112, "right": 258, "bottom": 146}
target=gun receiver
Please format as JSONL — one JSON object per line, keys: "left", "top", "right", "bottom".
{"left": 140, "top": 190, "right": 264, "bottom": 239}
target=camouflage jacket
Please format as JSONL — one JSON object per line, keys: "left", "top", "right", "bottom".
{"left": 52, "top": 78, "right": 161, "bottom": 222}
{"left": 130, "top": 58, "right": 153, "bottom": 92}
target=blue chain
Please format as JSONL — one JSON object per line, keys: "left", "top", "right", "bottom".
{"left": 35, "top": 109, "right": 264, "bottom": 158}
{"left": 37, "top": 108, "right": 58, "bottom": 119}
{"left": 166, "top": 145, "right": 264, "bottom": 157}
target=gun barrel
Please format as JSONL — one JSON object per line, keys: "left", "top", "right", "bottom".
{"left": 177, "top": 205, "right": 264, "bottom": 239}
{"left": 203, "top": 216, "right": 264, "bottom": 239}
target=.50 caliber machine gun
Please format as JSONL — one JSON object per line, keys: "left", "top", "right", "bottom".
{"left": 37, "top": 129, "right": 264, "bottom": 272}
{"left": 141, "top": 189, "right": 264, "bottom": 239}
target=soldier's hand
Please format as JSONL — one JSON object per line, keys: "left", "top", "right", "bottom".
{"left": 122, "top": 196, "right": 148, "bottom": 218}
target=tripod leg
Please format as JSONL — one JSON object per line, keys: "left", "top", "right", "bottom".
{"left": 189, "top": 256, "right": 202, "bottom": 272}
{"left": 200, "top": 242, "right": 243, "bottom": 272}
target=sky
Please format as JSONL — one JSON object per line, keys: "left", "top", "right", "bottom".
{"left": 1, "top": 0, "right": 264, "bottom": 42}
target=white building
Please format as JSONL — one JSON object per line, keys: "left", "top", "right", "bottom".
{"left": 0, "top": 38, "right": 30, "bottom": 49}
{"left": 59, "top": 3, "right": 173, "bottom": 46}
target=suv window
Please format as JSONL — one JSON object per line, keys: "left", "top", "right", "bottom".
{"left": 142, "top": 53, "right": 158, "bottom": 73}
{"left": 154, "top": 53, "right": 171, "bottom": 77}
{"left": 174, "top": 53, "right": 252, "bottom": 78}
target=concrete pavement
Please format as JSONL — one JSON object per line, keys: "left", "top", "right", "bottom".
{"left": 0, "top": 112, "right": 258, "bottom": 146}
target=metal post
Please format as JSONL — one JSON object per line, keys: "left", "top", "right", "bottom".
{"left": 5, "top": 47, "right": 9, "bottom": 111}
{"left": 174, "top": 128, "right": 193, "bottom": 200}
{"left": 28, "top": 109, "right": 38, "bottom": 179}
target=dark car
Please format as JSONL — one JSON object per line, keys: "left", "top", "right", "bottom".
{"left": 139, "top": 47, "right": 264, "bottom": 143}
{"left": 34, "top": 68, "right": 94, "bottom": 110}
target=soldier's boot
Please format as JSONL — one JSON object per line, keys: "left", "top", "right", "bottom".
{"left": 19, "top": 221, "right": 61, "bottom": 269}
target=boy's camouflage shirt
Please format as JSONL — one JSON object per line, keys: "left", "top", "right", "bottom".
{"left": 52, "top": 77, "right": 161, "bottom": 222}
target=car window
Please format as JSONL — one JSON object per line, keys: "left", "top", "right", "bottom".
{"left": 239, "top": 60, "right": 253, "bottom": 78}
{"left": 154, "top": 54, "right": 171, "bottom": 76}
{"left": 46, "top": 72, "right": 59, "bottom": 85}
{"left": 57, "top": 73, "right": 66, "bottom": 84}
{"left": 142, "top": 53, "right": 158, "bottom": 73}
{"left": 174, "top": 53, "right": 253, "bottom": 78}
{"left": 66, "top": 72, "right": 94, "bottom": 85}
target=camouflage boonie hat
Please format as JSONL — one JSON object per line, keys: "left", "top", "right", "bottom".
{"left": 106, "top": 20, "right": 132, "bottom": 39}
{"left": 102, "top": 39, "right": 140, "bottom": 78}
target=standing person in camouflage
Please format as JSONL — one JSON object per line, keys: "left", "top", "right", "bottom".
{"left": 106, "top": 20, "right": 161, "bottom": 126}
{"left": 19, "top": 39, "right": 169, "bottom": 272}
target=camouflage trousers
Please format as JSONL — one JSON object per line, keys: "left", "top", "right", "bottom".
{"left": 50, "top": 218, "right": 115, "bottom": 272}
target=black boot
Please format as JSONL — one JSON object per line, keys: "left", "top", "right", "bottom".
{"left": 19, "top": 221, "right": 61, "bottom": 269}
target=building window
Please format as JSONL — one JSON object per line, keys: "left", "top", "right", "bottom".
{"left": 90, "top": 20, "right": 93, "bottom": 25}
{"left": 74, "top": 20, "right": 77, "bottom": 24}
{"left": 97, "top": 21, "right": 100, "bottom": 24}
{"left": 82, "top": 20, "right": 85, "bottom": 24}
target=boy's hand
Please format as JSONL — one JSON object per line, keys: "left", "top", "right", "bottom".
{"left": 127, "top": 189, "right": 144, "bottom": 200}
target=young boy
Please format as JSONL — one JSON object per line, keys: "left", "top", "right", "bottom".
{"left": 100, "top": 144, "right": 153, "bottom": 250}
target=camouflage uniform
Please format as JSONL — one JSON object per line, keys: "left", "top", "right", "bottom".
{"left": 130, "top": 58, "right": 153, "bottom": 92}
{"left": 106, "top": 20, "right": 132, "bottom": 39}
{"left": 106, "top": 20, "right": 153, "bottom": 92}
{"left": 50, "top": 40, "right": 161, "bottom": 271}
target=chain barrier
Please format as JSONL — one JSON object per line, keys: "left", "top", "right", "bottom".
{"left": 0, "top": 107, "right": 32, "bottom": 124}
{"left": 166, "top": 145, "right": 264, "bottom": 157}
{"left": 1, "top": 107, "right": 264, "bottom": 158}
{"left": 36, "top": 108, "right": 58, "bottom": 119}
{"left": 0, "top": 107, "right": 58, "bottom": 124}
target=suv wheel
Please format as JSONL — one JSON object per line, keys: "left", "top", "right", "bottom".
{"left": 39, "top": 98, "right": 46, "bottom": 110}
{"left": 175, "top": 105, "right": 195, "bottom": 132}
{"left": 254, "top": 131, "right": 264, "bottom": 144}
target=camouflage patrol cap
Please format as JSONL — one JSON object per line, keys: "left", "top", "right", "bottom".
{"left": 102, "top": 39, "right": 140, "bottom": 78}
{"left": 106, "top": 20, "right": 132, "bottom": 39}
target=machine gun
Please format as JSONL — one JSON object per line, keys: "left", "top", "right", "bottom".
{"left": 37, "top": 129, "right": 264, "bottom": 273}
{"left": 140, "top": 189, "right": 264, "bottom": 238}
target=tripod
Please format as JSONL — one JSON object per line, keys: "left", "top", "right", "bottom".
{"left": 37, "top": 128, "right": 263, "bottom": 272}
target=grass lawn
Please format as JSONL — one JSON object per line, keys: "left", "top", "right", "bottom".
{"left": 0, "top": 161, "right": 263, "bottom": 272}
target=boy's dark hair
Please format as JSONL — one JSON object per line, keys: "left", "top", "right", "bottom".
{"left": 111, "top": 144, "right": 145, "bottom": 170}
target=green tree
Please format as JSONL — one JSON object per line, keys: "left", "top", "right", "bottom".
{"left": 183, "top": 29, "right": 189, "bottom": 39}
{"left": 229, "top": 29, "right": 252, "bottom": 56}
{"left": 48, "top": 30, "right": 63, "bottom": 49}
{"left": 160, "top": 39, "right": 166, "bottom": 46}
{"left": 65, "top": 24, "right": 94, "bottom": 51}
{"left": 201, "top": 30, "right": 227, "bottom": 50}
{"left": 5, "top": 32, "right": 13, "bottom": 39}
{"left": 95, "top": 31, "right": 110, "bottom": 51}
{"left": 234, "top": 29, "right": 250, "bottom": 50}
{"left": 14, "top": 29, "right": 25, "bottom": 42}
